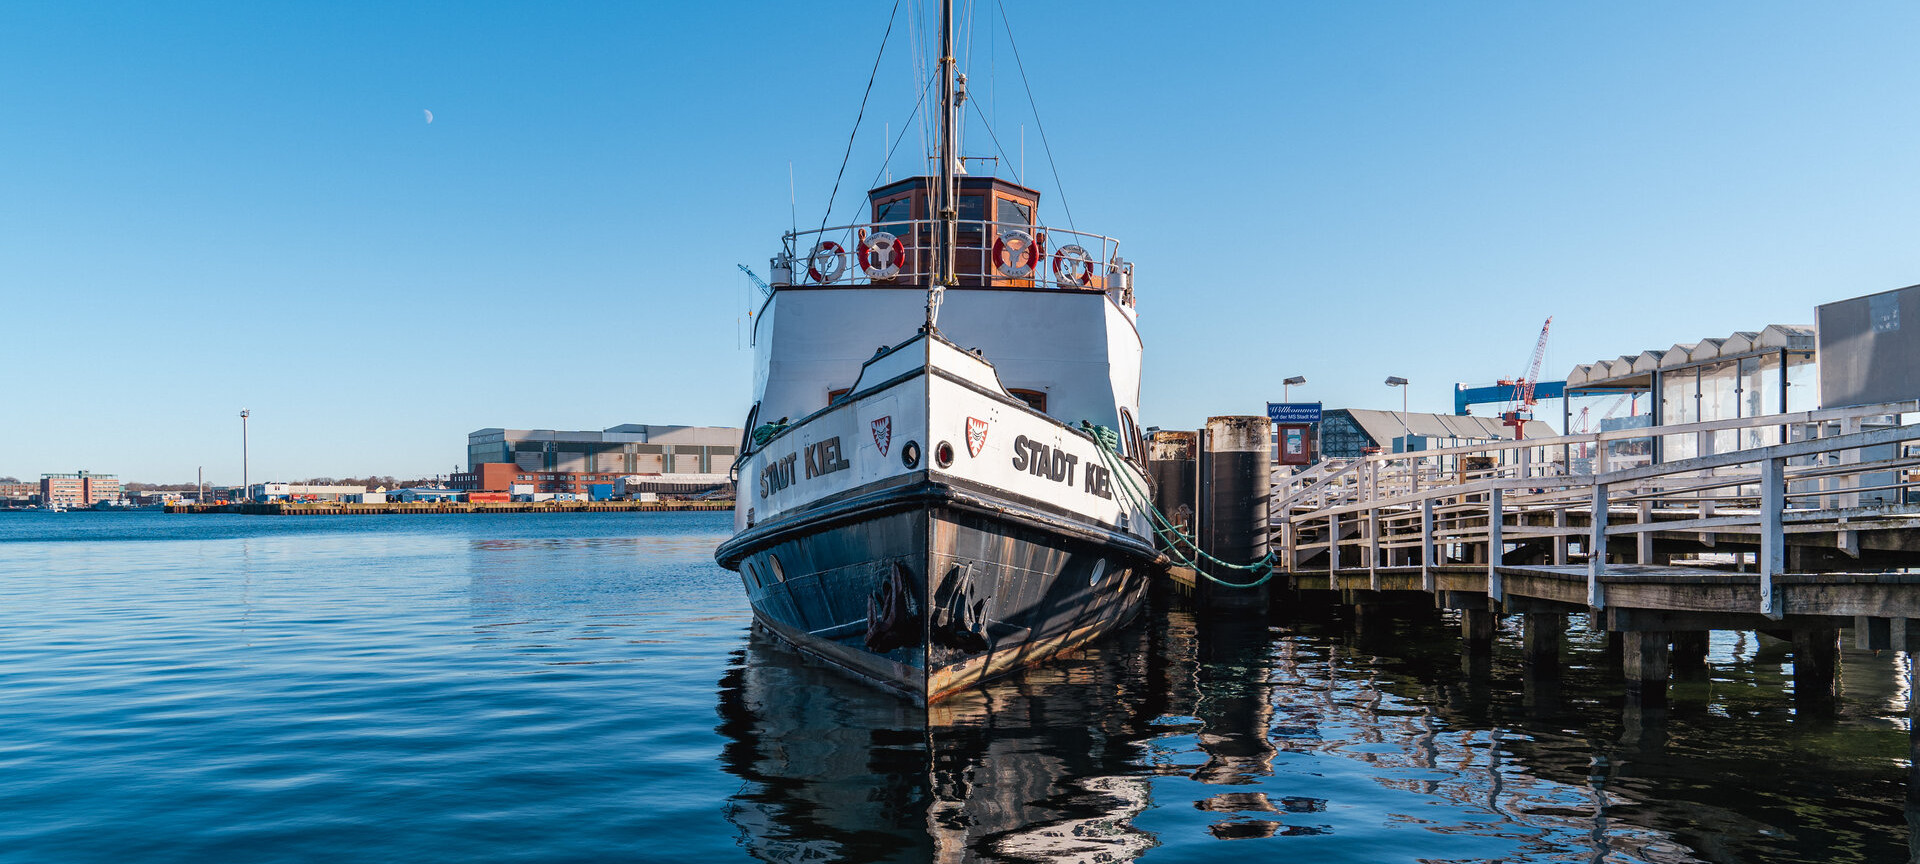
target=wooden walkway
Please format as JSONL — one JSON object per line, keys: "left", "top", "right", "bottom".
{"left": 1260, "top": 400, "right": 1920, "bottom": 706}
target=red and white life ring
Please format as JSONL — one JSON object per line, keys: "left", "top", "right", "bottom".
{"left": 991, "top": 229, "right": 1042, "bottom": 278}
{"left": 857, "top": 230, "right": 909, "bottom": 279}
{"left": 807, "top": 240, "right": 847, "bottom": 283}
{"left": 1051, "top": 244, "right": 1094, "bottom": 287}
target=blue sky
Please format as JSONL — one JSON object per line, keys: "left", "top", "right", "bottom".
{"left": 5, "top": 1, "right": 1917, "bottom": 483}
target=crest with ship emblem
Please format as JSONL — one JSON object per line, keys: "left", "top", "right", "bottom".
{"left": 965, "top": 417, "right": 989, "bottom": 457}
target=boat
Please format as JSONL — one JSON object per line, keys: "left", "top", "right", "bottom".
{"left": 713, "top": 0, "right": 1162, "bottom": 703}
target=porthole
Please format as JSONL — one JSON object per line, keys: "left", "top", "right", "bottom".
{"left": 744, "top": 562, "right": 762, "bottom": 590}
{"left": 1089, "top": 559, "right": 1107, "bottom": 588}
{"left": 768, "top": 554, "right": 786, "bottom": 582}
{"left": 935, "top": 441, "right": 955, "bottom": 468}
{"left": 901, "top": 441, "right": 922, "bottom": 468}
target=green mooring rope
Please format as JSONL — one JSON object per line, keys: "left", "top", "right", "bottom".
{"left": 1079, "top": 421, "right": 1277, "bottom": 589}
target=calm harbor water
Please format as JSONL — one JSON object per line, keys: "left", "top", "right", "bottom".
{"left": 2, "top": 511, "right": 1913, "bottom": 863}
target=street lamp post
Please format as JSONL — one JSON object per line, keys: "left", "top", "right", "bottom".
{"left": 1282, "top": 375, "right": 1306, "bottom": 403}
{"left": 240, "top": 409, "right": 250, "bottom": 501}
{"left": 1385, "top": 377, "right": 1410, "bottom": 452}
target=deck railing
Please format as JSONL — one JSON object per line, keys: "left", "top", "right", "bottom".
{"left": 1271, "top": 400, "right": 1920, "bottom": 618}
{"left": 772, "top": 219, "right": 1132, "bottom": 302}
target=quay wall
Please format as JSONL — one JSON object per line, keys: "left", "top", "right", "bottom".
{"left": 167, "top": 501, "right": 733, "bottom": 516}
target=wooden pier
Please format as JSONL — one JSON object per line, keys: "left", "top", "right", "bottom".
{"left": 1235, "top": 400, "right": 1920, "bottom": 710}
{"left": 166, "top": 500, "right": 732, "bottom": 516}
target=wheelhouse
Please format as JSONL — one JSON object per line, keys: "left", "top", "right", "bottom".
{"left": 772, "top": 175, "right": 1132, "bottom": 299}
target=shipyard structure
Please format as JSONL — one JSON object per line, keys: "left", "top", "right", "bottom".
{"left": 453, "top": 424, "right": 739, "bottom": 497}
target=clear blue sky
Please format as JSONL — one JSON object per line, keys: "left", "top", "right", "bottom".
{"left": 5, "top": 1, "right": 1917, "bottom": 483}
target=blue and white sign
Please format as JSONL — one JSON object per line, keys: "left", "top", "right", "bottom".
{"left": 1267, "top": 402, "right": 1323, "bottom": 424}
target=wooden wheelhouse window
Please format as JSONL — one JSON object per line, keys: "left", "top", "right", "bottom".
{"left": 997, "top": 197, "right": 1033, "bottom": 227}
{"left": 1010, "top": 389, "right": 1047, "bottom": 413}
{"left": 873, "top": 195, "right": 913, "bottom": 234}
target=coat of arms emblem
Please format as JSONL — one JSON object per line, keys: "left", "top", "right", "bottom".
{"left": 871, "top": 416, "right": 892, "bottom": 456}
{"left": 965, "top": 417, "right": 989, "bottom": 457}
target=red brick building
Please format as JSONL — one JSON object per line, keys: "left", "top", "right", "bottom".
{"left": 40, "top": 471, "right": 121, "bottom": 507}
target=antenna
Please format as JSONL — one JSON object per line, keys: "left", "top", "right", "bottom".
{"left": 787, "top": 162, "right": 797, "bottom": 238}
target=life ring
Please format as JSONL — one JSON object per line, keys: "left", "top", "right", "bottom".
{"left": 857, "top": 230, "right": 908, "bottom": 279}
{"left": 807, "top": 240, "right": 847, "bottom": 283}
{"left": 1051, "top": 244, "right": 1094, "bottom": 287}
{"left": 991, "top": 229, "right": 1042, "bottom": 278}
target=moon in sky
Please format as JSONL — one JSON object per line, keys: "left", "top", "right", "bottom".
{"left": 424, "top": 109, "right": 433, "bottom": 124}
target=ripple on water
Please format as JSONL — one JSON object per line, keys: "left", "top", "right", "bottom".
{"left": 0, "top": 511, "right": 1910, "bottom": 862}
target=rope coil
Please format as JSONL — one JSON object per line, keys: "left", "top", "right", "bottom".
{"left": 1079, "top": 422, "right": 1276, "bottom": 589}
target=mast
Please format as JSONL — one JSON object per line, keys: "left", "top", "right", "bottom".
{"left": 928, "top": 0, "right": 956, "bottom": 331}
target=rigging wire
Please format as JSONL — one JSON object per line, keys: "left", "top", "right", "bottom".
{"left": 964, "top": 98, "right": 1016, "bottom": 178}
{"left": 865, "top": 75, "right": 937, "bottom": 193}
{"left": 994, "top": 0, "right": 1073, "bottom": 231}
{"left": 911, "top": 0, "right": 931, "bottom": 176}
{"left": 815, "top": 0, "right": 903, "bottom": 238}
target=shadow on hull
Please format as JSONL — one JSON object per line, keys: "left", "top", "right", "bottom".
{"left": 725, "top": 491, "right": 1154, "bottom": 702}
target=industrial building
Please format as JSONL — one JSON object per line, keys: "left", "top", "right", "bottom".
{"left": 1, "top": 481, "right": 37, "bottom": 505}
{"left": 1318, "top": 409, "right": 1554, "bottom": 459}
{"left": 40, "top": 471, "right": 120, "bottom": 507}
{"left": 246, "top": 483, "right": 368, "bottom": 502}
{"left": 455, "top": 424, "right": 739, "bottom": 495}
{"left": 1563, "top": 323, "right": 1819, "bottom": 463}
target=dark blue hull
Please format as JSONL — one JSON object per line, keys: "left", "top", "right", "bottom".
{"left": 714, "top": 475, "right": 1159, "bottom": 701}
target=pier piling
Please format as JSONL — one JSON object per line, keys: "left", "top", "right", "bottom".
{"left": 1671, "top": 631, "right": 1710, "bottom": 680}
{"left": 1461, "top": 609, "right": 1496, "bottom": 657}
{"left": 1792, "top": 627, "right": 1842, "bottom": 717}
{"left": 1196, "top": 417, "right": 1272, "bottom": 611}
{"left": 1522, "top": 613, "right": 1562, "bottom": 670}
{"left": 1620, "top": 630, "right": 1672, "bottom": 707}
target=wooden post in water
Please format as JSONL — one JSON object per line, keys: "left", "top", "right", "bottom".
{"left": 1671, "top": 631, "right": 1710, "bottom": 680}
{"left": 1621, "top": 630, "right": 1672, "bottom": 708}
{"left": 1462, "top": 608, "right": 1496, "bottom": 657}
{"left": 1792, "top": 627, "right": 1841, "bottom": 718}
{"left": 1198, "top": 417, "right": 1272, "bottom": 611}
{"left": 1522, "top": 613, "right": 1562, "bottom": 670}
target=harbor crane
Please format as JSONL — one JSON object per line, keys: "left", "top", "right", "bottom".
{"left": 737, "top": 264, "right": 772, "bottom": 298}
{"left": 1498, "top": 316, "right": 1552, "bottom": 440}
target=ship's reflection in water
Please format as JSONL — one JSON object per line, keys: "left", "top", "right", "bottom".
{"left": 715, "top": 605, "right": 1756, "bottom": 863}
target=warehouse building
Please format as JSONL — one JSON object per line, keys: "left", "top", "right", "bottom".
{"left": 1317, "top": 409, "right": 1554, "bottom": 460}
{"left": 454, "top": 424, "right": 739, "bottom": 494}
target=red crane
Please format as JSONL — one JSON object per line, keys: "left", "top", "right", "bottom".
{"left": 1498, "top": 317, "right": 1553, "bottom": 440}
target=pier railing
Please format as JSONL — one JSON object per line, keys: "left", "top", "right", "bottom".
{"left": 1272, "top": 400, "right": 1920, "bottom": 618}
{"left": 773, "top": 219, "right": 1133, "bottom": 300}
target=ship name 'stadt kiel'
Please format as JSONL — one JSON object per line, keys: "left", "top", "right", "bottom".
{"left": 758, "top": 437, "right": 851, "bottom": 497}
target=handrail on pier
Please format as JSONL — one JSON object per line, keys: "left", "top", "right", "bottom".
{"left": 1273, "top": 400, "right": 1920, "bottom": 619}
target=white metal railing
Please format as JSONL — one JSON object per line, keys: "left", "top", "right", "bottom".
{"left": 1272, "top": 400, "right": 1920, "bottom": 618}
{"left": 772, "top": 219, "right": 1134, "bottom": 302}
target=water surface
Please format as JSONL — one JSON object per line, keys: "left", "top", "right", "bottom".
{"left": 1, "top": 512, "right": 1910, "bottom": 862}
